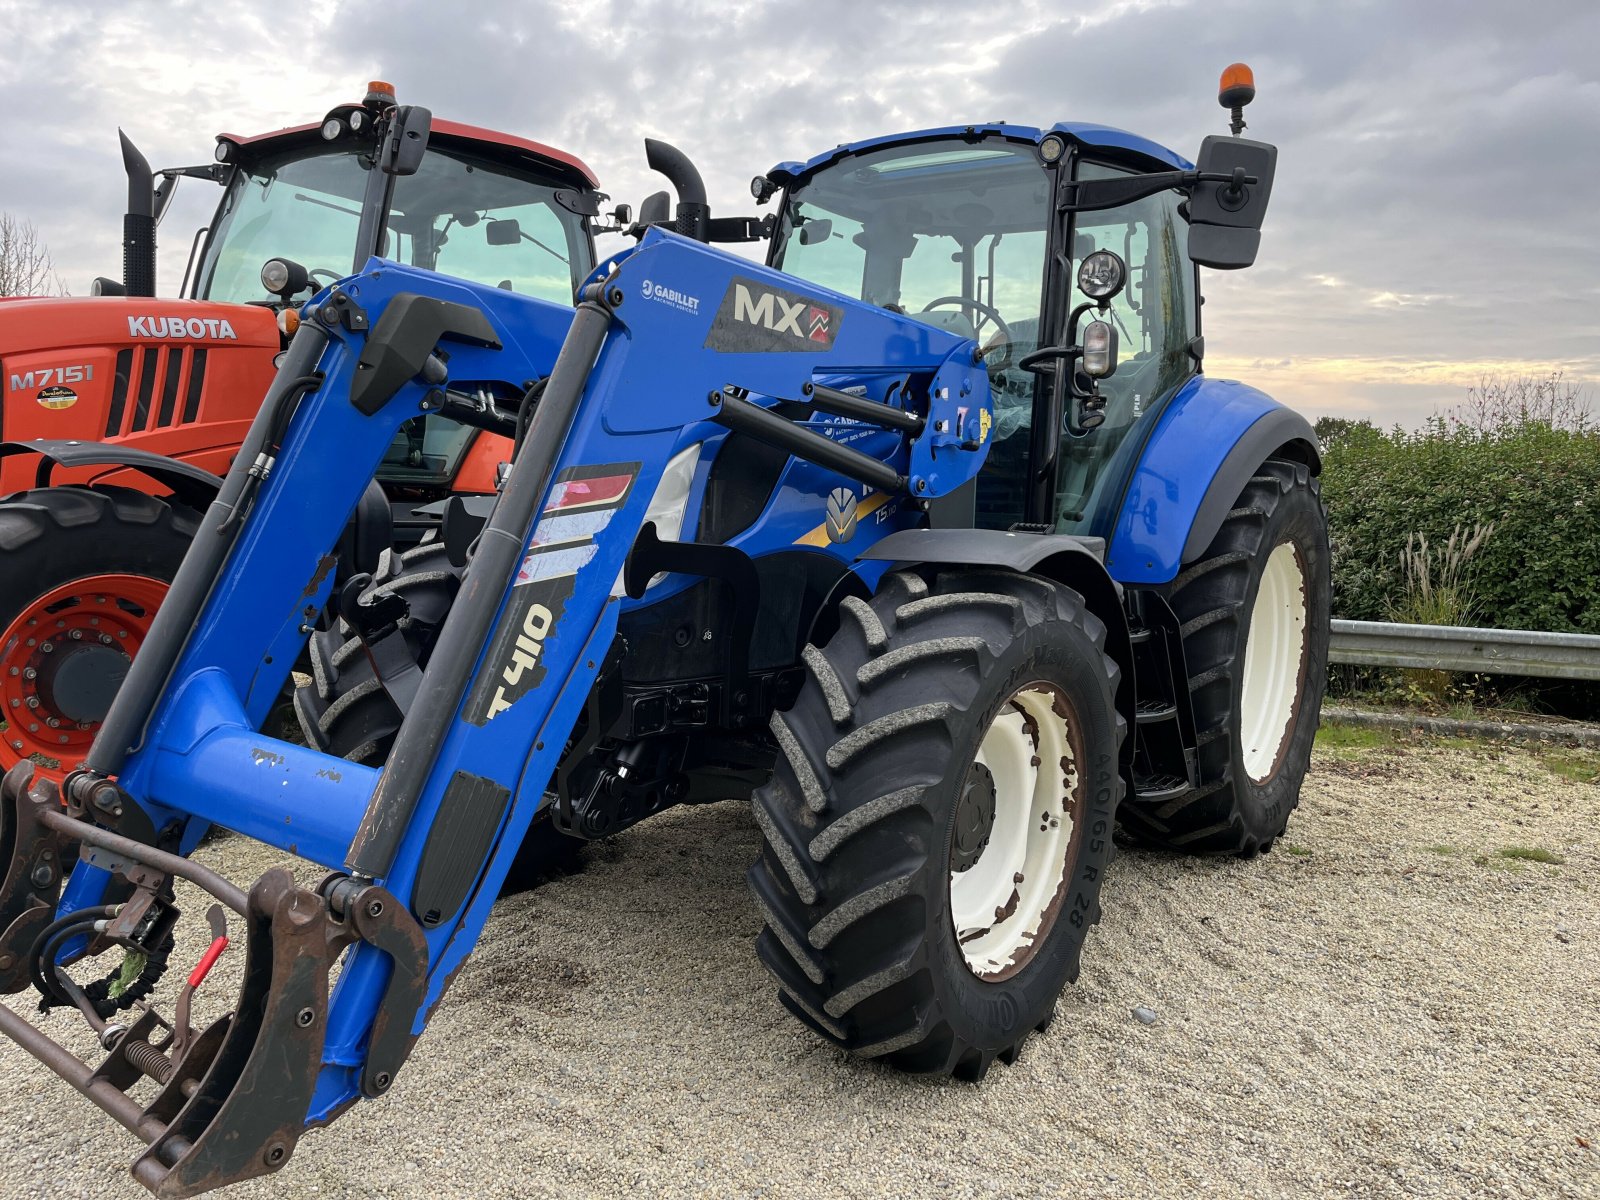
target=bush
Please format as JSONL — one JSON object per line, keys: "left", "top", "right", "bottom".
{"left": 1319, "top": 415, "right": 1600, "bottom": 635}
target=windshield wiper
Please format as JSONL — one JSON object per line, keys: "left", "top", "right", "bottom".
{"left": 293, "top": 192, "right": 362, "bottom": 219}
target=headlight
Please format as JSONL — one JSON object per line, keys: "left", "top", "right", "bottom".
{"left": 1077, "top": 250, "right": 1127, "bottom": 302}
{"left": 612, "top": 443, "right": 702, "bottom": 597}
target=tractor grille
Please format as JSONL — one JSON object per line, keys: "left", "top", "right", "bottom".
{"left": 105, "top": 346, "right": 208, "bottom": 437}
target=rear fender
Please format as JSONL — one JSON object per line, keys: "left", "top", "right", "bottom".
{"left": 858, "top": 528, "right": 1135, "bottom": 771}
{"left": 0, "top": 440, "right": 220, "bottom": 511}
{"left": 1103, "top": 378, "right": 1319, "bottom": 586}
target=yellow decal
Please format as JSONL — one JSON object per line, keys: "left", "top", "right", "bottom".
{"left": 36, "top": 385, "right": 77, "bottom": 410}
{"left": 796, "top": 490, "right": 893, "bottom": 547}
{"left": 979, "top": 407, "right": 992, "bottom": 444}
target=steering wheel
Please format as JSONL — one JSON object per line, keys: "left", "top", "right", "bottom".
{"left": 919, "top": 296, "right": 1014, "bottom": 367}
{"left": 309, "top": 268, "right": 344, "bottom": 289}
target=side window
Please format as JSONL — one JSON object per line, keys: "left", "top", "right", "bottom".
{"left": 1071, "top": 164, "right": 1196, "bottom": 421}
{"left": 1048, "top": 164, "right": 1197, "bottom": 534}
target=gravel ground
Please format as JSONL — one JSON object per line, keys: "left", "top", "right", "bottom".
{"left": 1, "top": 731, "right": 1596, "bottom": 1199}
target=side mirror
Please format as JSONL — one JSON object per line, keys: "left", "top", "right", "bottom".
{"left": 486, "top": 219, "right": 522, "bottom": 247}
{"left": 797, "top": 218, "right": 834, "bottom": 246}
{"left": 379, "top": 105, "right": 432, "bottom": 177}
{"left": 1188, "top": 135, "right": 1277, "bottom": 270}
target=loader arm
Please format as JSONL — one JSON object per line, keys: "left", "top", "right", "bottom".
{"left": 0, "top": 228, "right": 993, "bottom": 1195}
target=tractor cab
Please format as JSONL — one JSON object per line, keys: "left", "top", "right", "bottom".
{"left": 191, "top": 112, "right": 597, "bottom": 308}
{"left": 760, "top": 107, "right": 1274, "bottom": 540}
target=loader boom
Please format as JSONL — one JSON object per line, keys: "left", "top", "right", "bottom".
{"left": 0, "top": 228, "right": 993, "bottom": 1194}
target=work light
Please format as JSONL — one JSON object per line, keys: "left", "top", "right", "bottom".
{"left": 1077, "top": 250, "right": 1126, "bottom": 302}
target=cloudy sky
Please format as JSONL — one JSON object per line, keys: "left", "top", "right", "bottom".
{"left": 0, "top": 0, "right": 1594, "bottom": 425}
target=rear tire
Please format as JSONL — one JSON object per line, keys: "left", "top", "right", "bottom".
{"left": 1120, "top": 458, "right": 1330, "bottom": 855}
{"left": 0, "top": 487, "right": 196, "bottom": 787}
{"left": 750, "top": 568, "right": 1124, "bottom": 1079}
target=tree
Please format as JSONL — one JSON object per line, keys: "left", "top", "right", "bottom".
{"left": 1313, "top": 415, "right": 1382, "bottom": 453}
{"left": 0, "top": 213, "right": 64, "bottom": 297}
{"left": 1448, "top": 370, "right": 1592, "bottom": 434}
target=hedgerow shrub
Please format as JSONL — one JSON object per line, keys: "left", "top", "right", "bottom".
{"left": 1320, "top": 417, "right": 1600, "bottom": 634}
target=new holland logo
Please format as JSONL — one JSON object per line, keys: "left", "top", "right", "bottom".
{"left": 825, "top": 487, "right": 858, "bottom": 543}
{"left": 705, "top": 276, "right": 842, "bottom": 353}
{"left": 128, "top": 315, "right": 238, "bottom": 341}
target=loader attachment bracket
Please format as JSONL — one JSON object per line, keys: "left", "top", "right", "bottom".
{"left": 0, "top": 763, "right": 433, "bottom": 1197}
{"left": 0, "top": 762, "right": 65, "bottom": 993}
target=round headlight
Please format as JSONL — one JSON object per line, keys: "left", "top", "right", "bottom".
{"left": 347, "top": 110, "right": 365, "bottom": 133}
{"left": 1038, "top": 134, "right": 1067, "bottom": 164}
{"left": 1077, "top": 250, "right": 1127, "bottom": 301}
{"left": 321, "top": 117, "right": 345, "bottom": 141}
{"left": 214, "top": 141, "right": 232, "bottom": 164}
{"left": 260, "top": 258, "right": 292, "bottom": 295}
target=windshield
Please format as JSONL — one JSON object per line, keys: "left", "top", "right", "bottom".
{"left": 771, "top": 139, "right": 1051, "bottom": 373}
{"left": 194, "top": 143, "right": 591, "bottom": 305}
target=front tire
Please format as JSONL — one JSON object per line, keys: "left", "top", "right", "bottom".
{"left": 0, "top": 487, "right": 196, "bottom": 787}
{"left": 750, "top": 568, "right": 1125, "bottom": 1080}
{"left": 1120, "top": 457, "right": 1330, "bottom": 855}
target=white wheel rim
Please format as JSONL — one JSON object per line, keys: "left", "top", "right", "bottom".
{"left": 950, "top": 683, "right": 1082, "bottom": 981}
{"left": 1239, "top": 540, "right": 1309, "bottom": 783}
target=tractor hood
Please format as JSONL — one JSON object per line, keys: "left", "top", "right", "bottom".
{"left": 0, "top": 297, "right": 278, "bottom": 453}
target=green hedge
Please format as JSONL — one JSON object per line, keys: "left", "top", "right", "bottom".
{"left": 1319, "top": 417, "right": 1600, "bottom": 634}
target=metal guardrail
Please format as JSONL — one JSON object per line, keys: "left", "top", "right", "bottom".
{"left": 1329, "top": 620, "right": 1600, "bottom": 681}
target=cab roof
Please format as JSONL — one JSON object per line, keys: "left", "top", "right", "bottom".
{"left": 217, "top": 116, "right": 599, "bottom": 188}
{"left": 768, "top": 122, "right": 1190, "bottom": 183}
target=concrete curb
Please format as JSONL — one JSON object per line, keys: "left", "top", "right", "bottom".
{"left": 1323, "top": 704, "right": 1600, "bottom": 749}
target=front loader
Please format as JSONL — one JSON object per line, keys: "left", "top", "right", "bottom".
{"left": 0, "top": 66, "right": 1328, "bottom": 1194}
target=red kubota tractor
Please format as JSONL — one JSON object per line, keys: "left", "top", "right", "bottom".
{"left": 0, "top": 85, "right": 614, "bottom": 787}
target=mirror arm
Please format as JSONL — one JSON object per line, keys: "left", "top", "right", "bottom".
{"left": 1059, "top": 168, "right": 1258, "bottom": 214}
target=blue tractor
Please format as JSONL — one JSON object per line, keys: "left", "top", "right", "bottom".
{"left": 0, "top": 68, "right": 1325, "bottom": 1194}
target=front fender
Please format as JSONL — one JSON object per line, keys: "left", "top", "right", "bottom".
{"left": 858, "top": 527, "right": 1134, "bottom": 772}
{"left": 0, "top": 439, "right": 221, "bottom": 510}
{"left": 1104, "top": 378, "right": 1319, "bottom": 586}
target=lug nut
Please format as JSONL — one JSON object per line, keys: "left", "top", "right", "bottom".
{"left": 39, "top": 642, "right": 53, "bottom": 654}
{"left": 22, "top": 668, "right": 36, "bottom": 680}
{"left": 25, "top": 697, "right": 39, "bottom": 709}
{"left": 100, "top": 634, "right": 113, "bottom": 645}
{"left": 68, "top": 629, "right": 83, "bottom": 641}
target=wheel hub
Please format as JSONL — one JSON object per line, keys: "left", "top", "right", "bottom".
{"left": 0, "top": 574, "right": 168, "bottom": 781}
{"left": 36, "top": 642, "right": 131, "bottom": 724}
{"left": 1239, "top": 540, "right": 1310, "bottom": 783}
{"left": 949, "top": 683, "right": 1086, "bottom": 982}
{"left": 951, "top": 762, "right": 997, "bottom": 873}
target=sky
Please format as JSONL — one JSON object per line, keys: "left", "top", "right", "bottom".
{"left": 0, "top": 0, "right": 1595, "bottom": 427}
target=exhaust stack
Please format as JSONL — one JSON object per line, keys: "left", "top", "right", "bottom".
{"left": 644, "top": 139, "right": 709, "bottom": 242}
{"left": 118, "top": 130, "right": 157, "bottom": 297}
